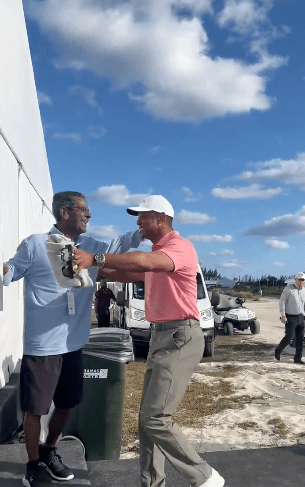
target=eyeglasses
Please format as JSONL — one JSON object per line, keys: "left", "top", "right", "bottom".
{"left": 67, "top": 206, "right": 91, "bottom": 217}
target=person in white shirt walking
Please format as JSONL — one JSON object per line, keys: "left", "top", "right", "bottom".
{"left": 275, "top": 272, "right": 305, "bottom": 364}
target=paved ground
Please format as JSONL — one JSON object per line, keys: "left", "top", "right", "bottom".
{"left": 87, "top": 446, "right": 305, "bottom": 487}
{"left": 0, "top": 438, "right": 90, "bottom": 486}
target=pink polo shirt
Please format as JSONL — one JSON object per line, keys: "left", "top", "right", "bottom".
{"left": 145, "top": 231, "right": 199, "bottom": 323}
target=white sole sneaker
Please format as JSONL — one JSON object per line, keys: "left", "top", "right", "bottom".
{"left": 197, "top": 468, "right": 225, "bottom": 487}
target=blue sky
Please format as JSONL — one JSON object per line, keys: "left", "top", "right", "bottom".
{"left": 23, "top": 0, "right": 305, "bottom": 279}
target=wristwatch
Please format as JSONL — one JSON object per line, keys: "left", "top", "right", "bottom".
{"left": 94, "top": 253, "right": 106, "bottom": 268}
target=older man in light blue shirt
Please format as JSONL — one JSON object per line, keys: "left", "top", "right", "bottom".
{"left": 275, "top": 272, "right": 305, "bottom": 365}
{"left": 3, "top": 191, "right": 141, "bottom": 487}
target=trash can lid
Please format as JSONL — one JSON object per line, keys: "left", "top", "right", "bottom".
{"left": 89, "top": 327, "right": 131, "bottom": 343}
{"left": 83, "top": 328, "right": 134, "bottom": 362}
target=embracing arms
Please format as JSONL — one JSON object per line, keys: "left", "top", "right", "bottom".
{"left": 73, "top": 248, "right": 174, "bottom": 283}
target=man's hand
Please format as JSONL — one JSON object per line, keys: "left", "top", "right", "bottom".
{"left": 3, "top": 264, "right": 8, "bottom": 275}
{"left": 73, "top": 248, "right": 95, "bottom": 270}
{"left": 281, "top": 316, "right": 286, "bottom": 324}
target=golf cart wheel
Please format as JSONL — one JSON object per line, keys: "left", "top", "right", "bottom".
{"left": 224, "top": 321, "right": 234, "bottom": 336}
{"left": 250, "top": 320, "right": 260, "bottom": 334}
{"left": 203, "top": 338, "right": 215, "bottom": 357}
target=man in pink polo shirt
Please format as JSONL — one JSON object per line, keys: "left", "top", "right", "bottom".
{"left": 74, "top": 195, "right": 225, "bottom": 487}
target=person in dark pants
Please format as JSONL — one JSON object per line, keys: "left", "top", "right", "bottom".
{"left": 275, "top": 272, "right": 305, "bottom": 364}
{"left": 95, "top": 281, "right": 116, "bottom": 327}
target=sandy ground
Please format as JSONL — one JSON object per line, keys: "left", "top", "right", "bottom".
{"left": 121, "top": 297, "right": 305, "bottom": 459}
{"left": 185, "top": 297, "right": 305, "bottom": 453}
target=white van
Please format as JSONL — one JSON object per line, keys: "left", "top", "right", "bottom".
{"left": 107, "top": 264, "right": 215, "bottom": 357}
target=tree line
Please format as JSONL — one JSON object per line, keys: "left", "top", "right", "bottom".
{"left": 200, "top": 267, "right": 221, "bottom": 280}
{"left": 233, "top": 274, "right": 289, "bottom": 287}
{"left": 199, "top": 267, "right": 291, "bottom": 288}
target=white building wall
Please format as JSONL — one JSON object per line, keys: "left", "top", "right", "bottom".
{"left": 0, "top": 0, "right": 54, "bottom": 387}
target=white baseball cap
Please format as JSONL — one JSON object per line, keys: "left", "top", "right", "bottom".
{"left": 295, "top": 272, "right": 305, "bottom": 280}
{"left": 127, "top": 195, "right": 174, "bottom": 218}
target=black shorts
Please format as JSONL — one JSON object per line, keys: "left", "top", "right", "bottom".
{"left": 20, "top": 349, "right": 83, "bottom": 415}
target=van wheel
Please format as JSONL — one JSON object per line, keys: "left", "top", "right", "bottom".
{"left": 224, "top": 322, "right": 234, "bottom": 336}
{"left": 203, "top": 338, "right": 215, "bottom": 357}
{"left": 120, "top": 309, "right": 127, "bottom": 329}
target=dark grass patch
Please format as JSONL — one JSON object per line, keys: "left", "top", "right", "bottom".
{"left": 237, "top": 421, "right": 258, "bottom": 430}
{"left": 122, "top": 360, "right": 264, "bottom": 447}
{"left": 122, "top": 361, "right": 146, "bottom": 447}
{"left": 267, "top": 418, "right": 288, "bottom": 438}
{"left": 209, "top": 335, "right": 275, "bottom": 363}
{"left": 122, "top": 336, "right": 277, "bottom": 450}
{"left": 198, "top": 364, "right": 240, "bottom": 378}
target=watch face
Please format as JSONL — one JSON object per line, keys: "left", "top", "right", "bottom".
{"left": 95, "top": 254, "right": 104, "bottom": 264}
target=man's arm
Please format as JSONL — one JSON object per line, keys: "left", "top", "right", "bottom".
{"left": 3, "top": 238, "right": 34, "bottom": 286}
{"left": 279, "top": 287, "right": 288, "bottom": 323}
{"left": 109, "top": 290, "right": 116, "bottom": 303}
{"left": 106, "top": 230, "right": 143, "bottom": 254}
{"left": 94, "top": 295, "right": 99, "bottom": 314}
{"left": 74, "top": 249, "right": 174, "bottom": 273}
{"left": 97, "top": 268, "right": 145, "bottom": 283}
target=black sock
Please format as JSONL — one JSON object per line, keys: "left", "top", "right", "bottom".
{"left": 27, "top": 460, "right": 40, "bottom": 469}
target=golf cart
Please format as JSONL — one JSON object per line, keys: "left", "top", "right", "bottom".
{"left": 210, "top": 290, "right": 260, "bottom": 336}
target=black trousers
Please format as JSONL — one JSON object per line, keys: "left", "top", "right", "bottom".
{"left": 277, "top": 313, "right": 304, "bottom": 360}
{"left": 97, "top": 307, "right": 110, "bottom": 327}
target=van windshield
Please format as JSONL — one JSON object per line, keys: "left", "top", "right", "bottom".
{"left": 133, "top": 281, "right": 145, "bottom": 300}
{"left": 132, "top": 277, "right": 205, "bottom": 300}
{"left": 197, "top": 273, "right": 206, "bottom": 300}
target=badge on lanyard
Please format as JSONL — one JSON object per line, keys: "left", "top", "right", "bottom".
{"left": 67, "top": 289, "right": 75, "bottom": 315}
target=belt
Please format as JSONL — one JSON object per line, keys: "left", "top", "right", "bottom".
{"left": 151, "top": 319, "right": 200, "bottom": 331}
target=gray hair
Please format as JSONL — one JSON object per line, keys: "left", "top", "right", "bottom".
{"left": 52, "top": 191, "right": 85, "bottom": 222}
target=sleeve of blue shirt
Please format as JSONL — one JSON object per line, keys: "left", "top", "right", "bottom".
{"left": 3, "top": 238, "right": 33, "bottom": 285}
{"left": 105, "top": 229, "right": 142, "bottom": 254}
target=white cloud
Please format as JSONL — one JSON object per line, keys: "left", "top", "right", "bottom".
{"left": 265, "top": 239, "right": 290, "bottom": 249}
{"left": 88, "top": 126, "right": 107, "bottom": 139}
{"left": 221, "top": 248, "right": 234, "bottom": 255}
{"left": 53, "top": 132, "right": 82, "bottom": 143}
{"left": 86, "top": 224, "right": 120, "bottom": 239}
{"left": 149, "top": 146, "right": 161, "bottom": 154}
{"left": 90, "top": 185, "right": 149, "bottom": 206}
{"left": 188, "top": 234, "right": 233, "bottom": 242}
{"left": 175, "top": 209, "right": 216, "bottom": 225}
{"left": 212, "top": 183, "right": 283, "bottom": 199}
{"left": 246, "top": 206, "right": 305, "bottom": 237}
{"left": 221, "top": 259, "right": 242, "bottom": 268}
{"left": 234, "top": 153, "right": 305, "bottom": 187}
{"left": 69, "top": 85, "right": 103, "bottom": 115}
{"left": 37, "top": 90, "right": 52, "bottom": 105}
{"left": 273, "top": 261, "right": 284, "bottom": 267}
{"left": 217, "top": 1, "right": 289, "bottom": 73}
{"left": 25, "top": 0, "right": 287, "bottom": 122}
{"left": 182, "top": 187, "right": 202, "bottom": 202}
{"left": 207, "top": 248, "right": 234, "bottom": 257}
{"left": 217, "top": 0, "right": 271, "bottom": 34}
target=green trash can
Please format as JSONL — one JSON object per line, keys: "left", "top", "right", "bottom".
{"left": 62, "top": 328, "right": 134, "bottom": 460}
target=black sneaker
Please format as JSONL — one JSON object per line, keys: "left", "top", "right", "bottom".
{"left": 38, "top": 445, "right": 74, "bottom": 481}
{"left": 22, "top": 461, "right": 48, "bottom": 486}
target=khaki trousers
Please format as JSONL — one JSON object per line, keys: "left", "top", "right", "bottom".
{"left": 139, "top": 320, "right": 212, "bottom": 487}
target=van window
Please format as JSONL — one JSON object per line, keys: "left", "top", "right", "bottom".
{"left": 197, "top": 273, "right": 206, "bottom": 300}
{"left": 133, "top": 281, "right": 145, "bottom": 300}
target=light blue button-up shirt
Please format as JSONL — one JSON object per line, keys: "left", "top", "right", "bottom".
{"left": 4, "top": 226, "right": 141, "bottom": 356}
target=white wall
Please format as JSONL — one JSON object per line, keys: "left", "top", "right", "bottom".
{"left": 0, "top": 0, "right": 54, "bottom": 387}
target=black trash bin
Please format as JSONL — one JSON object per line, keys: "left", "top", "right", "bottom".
{"left": 62, "top": 328, "right": 134, "bottom": 461}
